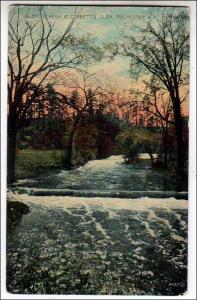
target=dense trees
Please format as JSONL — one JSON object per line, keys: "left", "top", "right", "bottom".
{"left": 17, "top": 89, "right": 122, "bottom": 169}
{"left": 128, "top": 77, "right": 177, "bottom": 168}
{"left": 54, "top": 71, "right": 113, "bottom": 167}
{"left": 108, "top": 9, "right": 189, "bottom": 174}
{"left": 8, "top": 7, "right": 189, "bottom": 184}
{"left": 8, "top": 7, "right": 102, "bottom": 183}
{"left": 16, "top": 68, "right": 122, "bottom": 170}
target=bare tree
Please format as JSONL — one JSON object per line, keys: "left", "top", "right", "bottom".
{"left": 129, "top": 77, "right": 175, "bottom": 166}
{"left": 55, "top": 70, "right": 110, "bottom": 167}
{"left": 8, "top": 6, "right": 101, "bottom": 183}
{"left": 108, "top": 8, "right": 189, "bottom": 174}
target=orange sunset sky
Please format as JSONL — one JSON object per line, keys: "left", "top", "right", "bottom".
{"left": 9, "top": 5, "right": 189, "bottom": 116}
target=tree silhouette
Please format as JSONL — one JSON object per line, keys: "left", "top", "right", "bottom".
{"left": 8, "top": 6, "right": 100, "bottom": 183}
{"left": 56, "top": 71, "right": 110, "bottom": 167}
{"left": 108, "top": 8, "right": 189, "bottom": 174}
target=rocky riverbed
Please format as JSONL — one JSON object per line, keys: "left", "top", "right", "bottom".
{"left": 7, "top": 193, "right": 188, "bottom": 296}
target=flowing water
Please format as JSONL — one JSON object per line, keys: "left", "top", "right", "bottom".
{"left": 7, "top": 155, "right": 188, "bottom": 295}
{"left": 15, "top": 155, "right": 187, "bottom": 192}
{"left": 7, "top": 194, "right": 188, "bottom": 295}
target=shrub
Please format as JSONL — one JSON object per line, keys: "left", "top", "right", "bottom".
{"left": 116, "top": 127, "right": 161, "bottom": 163}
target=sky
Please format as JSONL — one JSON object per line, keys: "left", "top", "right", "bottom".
{"left": 9, "top": 5, "right": 189, "bottom": 114}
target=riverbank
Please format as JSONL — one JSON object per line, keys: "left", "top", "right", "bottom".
{"left": 15, "top": 149, "right": 91, "bottom": 180}
{"left": 7, "top": 193, "right": 187, "bottom": 295}
{"left": 16, "top": 149, "right": 65, "bottom": 179}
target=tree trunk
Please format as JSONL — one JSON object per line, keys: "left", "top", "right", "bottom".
{"left": 163, "top": 126, "right": 168, "bottom": 169}
{"left": 7, "top": 117, "right": 17, "bottom": 185}
{"left": 149, "top": 152, "right": 154, "bottom": 165}
{"left": 172, "top": 96, "right": 185, "bottom": 175}
{"left": 63, "top": 119, "right": 78, "bottom": 168}
{"left": 63, "top": 133, "right": 75, "bottom": 168}
{"left": 163, "top": 145, "right": 168, "bottom": 168}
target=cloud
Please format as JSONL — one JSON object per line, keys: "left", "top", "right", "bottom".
{"left": 90, "top": 57, "right": 131, "bottom": 89}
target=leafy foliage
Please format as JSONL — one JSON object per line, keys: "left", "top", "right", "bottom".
{"left": 116, "top": 128, "right": 161, "bottom": 163}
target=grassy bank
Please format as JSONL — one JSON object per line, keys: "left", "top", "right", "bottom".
{"left": 16, "top": 149, "right": 65, "bottom": 179}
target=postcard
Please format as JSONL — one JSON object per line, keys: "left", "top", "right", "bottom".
{"left": 1, "top": 1, "right": 196, "bottom": 298}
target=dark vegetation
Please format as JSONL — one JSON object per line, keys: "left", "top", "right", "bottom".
{"left": 8, "top": 7, "right": 189, "bottom": 183}
{"left": 15, "top": 92, "right": 123, "bottom": 178}
{"left": 7, "top": 201, "right": 30, "bottom": 233}
{"left": 7, "top": 7, "right": 189, "bottom": 296}
{"left": 107, "top": 9, "right": 189, "bottom": 175}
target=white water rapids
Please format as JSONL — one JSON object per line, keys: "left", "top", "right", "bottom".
{"left": 15, "top": 154, "right": 187, "bottom": 193}
{"left": 7, "top": 154, "right": 188, "bottom": 295}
